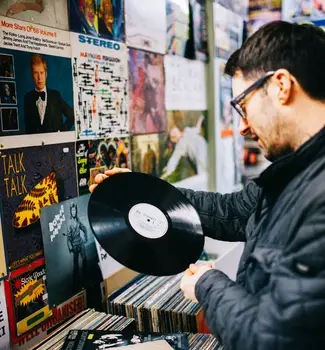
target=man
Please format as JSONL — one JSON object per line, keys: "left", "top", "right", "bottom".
{"left": 90, "top": 21, "right": 325, "bottom": 349}
{"left": 1, "top": 83, "right": 16, "bottom": 104}
{"left": 24, "top": 54, "right": 74, "bottom": 134}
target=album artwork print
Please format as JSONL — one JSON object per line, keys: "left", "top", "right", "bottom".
{"left": 76, "top": 137, "right": 130, "bottom": 195}
{"left": 0, "top": 142, "right": 78, "bottom": 270}
{"left": 71, "top": 32, "right": 129, "bottom": 139}
{"left": 128, "top": 49, "right": 166, "bottom": 135}
{"left": 69, "top": 0, "right": 125, "bottom": 42}
{"left": 161, "top": 111, "right": 208, "bottom": 185}
{"left": 125, "top": 0, "right": 167, "bottom": 54}
{"left": 0, "top": 0, "right": 69, "bottom": 30}
{"left": 0, "top": 16, "right": 74, "bottom": 141}
{"left": 4, "top": 258, "right": 51, "bottom": 339}
{"left": 40, "top": 194, "right": 102, "bottom": 310}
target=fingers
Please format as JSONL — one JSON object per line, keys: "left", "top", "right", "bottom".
{"left": 89, "top": 184, "right": 97, "bottom": 193}
{"left": 94, "top": 173, "right": 108, "bottom": 184}
{"left": 89, "top": 168, "right": 131, "bottom": 192}
{"left": 104, "top": 167, "right": 131, "bottom": 176}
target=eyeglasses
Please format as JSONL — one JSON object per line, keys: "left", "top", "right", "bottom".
{"left": 230, "top": 71, "right": 275, "bottom": 119}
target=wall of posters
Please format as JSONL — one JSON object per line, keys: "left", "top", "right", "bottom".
{"left": 0, "top": 16, "right": 75, "bottom": 148}
{"left": 125, "top": 0, "right": 167, "bottom": 54}
{"left": 40, "top": 194, "right": 102, "bottom": 310}
{"left": 76, "top": 137, "right": 130, "bottom": 195}
{"left": 71, "top": 32, "right": 129, "bottom": 139}
{"left": 0, "top": 0, "right": 69, "bottom": 30}
{"left": 164, "top": 55, "right": 207, "bottom": 110}
{"left": 0, "top": 142, "right": 77, "bottom": 270}
{"left": 68, "top": 0, "right": 125, "bottom": 42}
{"left": 128, "top": 49, "right": 166, "bottom": 135}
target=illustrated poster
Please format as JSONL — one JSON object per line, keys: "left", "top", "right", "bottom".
{"left": 40, "top": 194, "right": 102, "bottom": 310}
{"left": 213, "top": 3, "right": 244, "bottom": 60}
{"left": 166, "top": 0, "right": 191, "bottom": 56}
{"left": 4, "top": 258, "right": 51, "bottom": 339}
{"left": 165, "top": 55, "right": 207, "bottom": 110}
{"left": 76, "top": 137, "right": 130, "bottom": 195}
{"left": 68, "top": 0, "right": 125, "bottom": 42}
{"left": 125, "top": 0, "right": 166, "bottom": 54}
{"left": 129, "top": 49, "right": 166, "bottom": 135}
{"left": 0, "top": 0, "right": 69, "bottom": 30}
{"left": 71, "top": 32, "right": 129, "bottom": 139}
{"left": 0, "top": 142, "right": 77, "bottom": 270}
{"left": 0, "top": 16, "right": 75, "bottom": 147}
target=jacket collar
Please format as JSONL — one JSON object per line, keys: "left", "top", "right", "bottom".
{"left": 254, "top": 126, "right": 325, "bottom": 194}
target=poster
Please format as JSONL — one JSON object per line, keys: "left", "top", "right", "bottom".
{"left": 68, "top": 0, "right": 125, "bottom": 42}
{"left": 190, "top": 0, "right": 208, "bottom": 62}
{"left": 166, "top": 0, "right": 191, "bottom": 56}
{"left": 40, "top": 194, "right": 102, "bottom": 310}
{"left": 247, "top": 0, "right": 281, "bottom": 36}
{"left": 128, "top": 49, "right": 166, "bottom": 135}
{"left": 0, "top": 142, "right": 78, "bottom": 270}
{"left": 282, "top": 0, "right": 325, "bottom": 22}
{"left": 214, "top": 59, "right": 243, "bottom": 193}
{"left": 71, "top": 32, "right": 129, "bottom": 139}
{"left": 161, "top": 110, "right": 208, "bottom": 188}
{"left": 125, "top": 0, "right": 166, "bottom": 54}
{"left": 4, "top": 258, "right": 51, "bottom": 339}
{"left": 0, "top": 16, "right": 75, "bottom": 148}
{"left": 165, "top": 55, "right": 207, "bottom": 110}
{"left": 76, "top": 137, "right": 130, "bottom": 195}
{"left": 0, "top": 0, "right": 69, "bottom": 30}
{"left": 213, "top": 3, "right": 244, "bottom": 60}
{"left": 0, "top": 282, "right": 10, "bottom": 350}
{"left": 131, "top": 133, "right": 163, "bottom": 176}
{"left": 216, "top": 0, "right": 249, "bottom": 18}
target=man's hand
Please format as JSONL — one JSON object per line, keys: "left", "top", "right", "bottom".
{"left": 89, "top": 167, "right": 131, "bottom": 193}
{"left": 180, "top": 263, "right": 213, "bottom": 303}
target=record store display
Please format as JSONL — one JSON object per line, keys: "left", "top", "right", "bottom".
{"left": 107, "top": 273, "right": 209, "bottom": 334}
{"left": 88, "top": 172, "right": 204, "bottom": 276}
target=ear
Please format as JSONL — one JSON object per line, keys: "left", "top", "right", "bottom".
{"left": 271, "top": 69, "right": 294, "bottom": 105}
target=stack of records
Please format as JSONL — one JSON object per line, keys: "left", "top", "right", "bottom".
{"left": 107, "top": 274, "right": 209, "bottom": 334}
{"left": 31, "top": 309, "right": 135, "bottom": 350}
{"left": 188, "top": 334, "right": 223, "bottom": 350}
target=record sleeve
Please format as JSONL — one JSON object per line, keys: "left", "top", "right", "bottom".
{"left": 88, "top": 172, "right": 204, "bottom": 276}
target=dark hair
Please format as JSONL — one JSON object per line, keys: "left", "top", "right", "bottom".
{"left": 225, "top": 21, "right": 325, "bottom": 100}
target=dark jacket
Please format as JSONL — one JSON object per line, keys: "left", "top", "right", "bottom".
{"left": 24, "top": 89, "right": 74, "bottom": 134}
{"left": 180, "top": 127, "right": 325, "bottom": 350}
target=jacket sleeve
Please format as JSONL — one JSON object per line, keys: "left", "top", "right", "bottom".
{"left": 178, "top": 181, "right": 260, "bottom": 242}
{"left": 195, "top": 200, "right": 325, "bottom": 350}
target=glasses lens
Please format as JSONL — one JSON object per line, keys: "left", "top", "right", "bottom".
{"left": 234, "top": 103, "right": 246, "bottom": 119}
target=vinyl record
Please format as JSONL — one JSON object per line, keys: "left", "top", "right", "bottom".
{"left": 88, "top": 172, "right": 204, "bottom": 276}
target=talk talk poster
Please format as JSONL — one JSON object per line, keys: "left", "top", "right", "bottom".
{"left": 0, "top": 142, "right": 78, "bottom": 270}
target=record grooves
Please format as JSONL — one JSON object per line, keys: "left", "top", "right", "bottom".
{"left": 88, "top": 172, "right": 204, "bottom": 276}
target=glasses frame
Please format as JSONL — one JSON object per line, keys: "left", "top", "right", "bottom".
{"left": 230, "top": 71, "right": 275, "bottom": 119}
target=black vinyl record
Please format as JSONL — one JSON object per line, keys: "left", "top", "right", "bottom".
{"left": 88, "top": 172, "right": 204, "bottom": 276}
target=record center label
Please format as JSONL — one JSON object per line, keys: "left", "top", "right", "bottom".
{"left": 128, "top": 203, "right": 168, "bottom": 239}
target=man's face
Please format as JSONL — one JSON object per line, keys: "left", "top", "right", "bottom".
{"left": 32, "top": 63, "right": 47, "bottom": 90}
{"left": 232, "top": 71, "right": 293, "bottom": 161}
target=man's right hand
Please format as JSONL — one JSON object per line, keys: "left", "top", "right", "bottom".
{"left": 89, "top": 168, "right": 131, "bottom": 193}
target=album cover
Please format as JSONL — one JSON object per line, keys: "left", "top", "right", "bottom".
{"left": 4, "top": 257, "right": 51, "bottom": 338}
{"left": 213, "top": 3, "right": 243, "bottom": 60}
{"left": 62, "top": 329, "right": 189, "bottom": 350}
{"left": 76, "top": 137, "right": 130, "bottom": 195}
{"left": 71, "top": 32, "right": 129, "bottom": 139}
{"left": 166, "top": 0, "right": 191, "bottom": 57}
{"left": 125, "top": 0, "right": 167, "bottom": 54}
{"left": 128, "top": 49, "right": 166, "bottom": 135}
{"left": 40, "top": 194, "right": 102, "bottom": 310}
{"left": 68, "top": 0, "right": 125, "bottom": 42}
{"left": 0, "top": 0, "right": 69, "bottom": 30}
{"left": 0, "top": 16, "right": 75, "bottom": 145}
{"left": 164, "top": 55, "right": 207, "bottom": 111}
{"left": 160, "top": 111, "right": 208, "bottom": 185}
{"left": 282, "top": 0, "right": 325, "bottom": 22}
{"left": 131, "top": 134, "right": 162, "bottom": 177}
{"left": 215, "top": 0, "right": 249, "bottom": 18}
{"left": 189, "top": 0, "right": 208, "bottom": 62}
{"left": 0, "top": 142, "right": 78, "bottom": 270}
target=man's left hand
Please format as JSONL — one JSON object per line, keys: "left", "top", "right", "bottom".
{"left": 180, "top": 263, "right": 213, "bottom": 303}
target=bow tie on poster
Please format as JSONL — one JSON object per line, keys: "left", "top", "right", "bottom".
{"left": 35, "top": 91, "right": 46, "bottom": 101}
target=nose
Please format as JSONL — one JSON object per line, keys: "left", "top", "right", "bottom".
{"left": 238, "top": 117, "right": 251, "bottom": 136}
